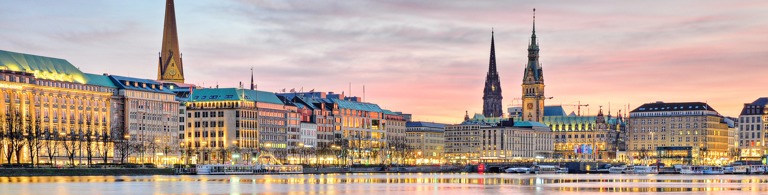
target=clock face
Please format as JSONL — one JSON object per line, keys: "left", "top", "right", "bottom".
{"left": 168, "top": 69, "right": 177, "bottom": 76}
{"left": 527, "top": 103, "right": 533, "bottom": 109}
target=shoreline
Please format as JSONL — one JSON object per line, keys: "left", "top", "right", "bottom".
{"left": 0, "top": 168, "right": 175, "bottom": 177}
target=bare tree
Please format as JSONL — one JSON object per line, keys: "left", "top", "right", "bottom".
{"left": 61, "top": 129, "right": 83, "bottom": 166}
{"left": 43, "top": 132, "right": 59, "bottom": 165}
{"left": 25, "top": 120, "right": 43, "bottom": 167}
{"left": 7, "top": 111, "right": 25, "bottom": 164}
{"left": 85, "top": 129, "right": 95, "bottom": 166}
{"left": 101, "top": 129, "right": 111, "bottom": 164}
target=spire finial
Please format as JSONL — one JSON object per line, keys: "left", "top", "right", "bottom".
{"left": 250, "top": 66, "right": 254, "bottom": 90}
{"left": 532, "top": 8, "right": 536, "bottom": 35}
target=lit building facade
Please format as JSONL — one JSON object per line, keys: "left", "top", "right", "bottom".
{"left": 185, "top": 88, "right": 285, "bottom": 164}
{"left": 629, "top": 102, "right": 731, "bottom": 165}
{"left": 738, "top": 98, "right": 768, "bottom": 160}
{"left": 109, "top": 75, "right": 179, "bottom": 164}
{"left": 444, "top": 124, "right": 484, "bottom": 164}
{"left": 479, "top": 121, "right": 553, "bottom": 162}
{"left": 384, "top": 109, "right": 407, "bottom": 163}
{"left": 0, "top": 50, "right": 115, "bottom": 166}
{"left": 405, "top": 121, "right": 445, "bottom": 165}
{"left": 545, "top": 108, "right": 626, "bottom": 161}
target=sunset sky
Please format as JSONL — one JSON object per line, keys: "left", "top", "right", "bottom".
{"left": 1, "top": 0, "right": 766, "bottom": 124}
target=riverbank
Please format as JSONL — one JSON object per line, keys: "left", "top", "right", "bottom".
{"left": 0, "top": 168, "right": 175, "bottom": 176}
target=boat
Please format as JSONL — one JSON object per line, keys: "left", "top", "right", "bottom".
{"left": 733, "top": 165, "right": 748, "bottom": 174}
{"left": 197, "top": 164, "right": 254, "bottom": 175}
{"left": 255, "top": 164, "right": 303, "bottom": 174}
{"left": 557, "top": 167, "right": 569, "bottom": 174}
{"left": 680, "top": 165, "right": 704, "bottom": 175}
{"left": 702, "top": 166, "right": 724, "bottom": 175}
{"left": 748, "top": 165, "right": 766, "bottom": 174}
{"left": 723, "top": 166, "right": 734, "bottom": 174}
{"left": 608, "top": 165, "right": 636, "bottom": 174}
{"left": 608, "top": 166, "right": 626, "bottom": 174}
{"left": 633, "top": 166, "right": 658, "bottom": 174}
{"left": 533, "top": 165, "right": 559, "bottom": 174}
{"left": 505, "top": 167, "right": 532, "bottom": 173}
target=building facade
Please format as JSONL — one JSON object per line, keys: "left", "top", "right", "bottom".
{"left": 444, "top": 124, "right": 484, "bottom": 164}
{"left": 185, "top": 88, "right": 286, "bottom": 164}
{"left": 109, "top": 75, "right": 179, "bottom": 165}
{"left": 384, "top": 109, "right": 407, "bottom": 164}
{"left": 0, "top": 50, "right": 115, "bottom": 166}
{"left": 738, "top": 98, "right": 768, "bottom": 160}
{"left": 479, "top": 121, "right": 553, "bottom": 162}
{"left": 405, "top": 122, "right": 445, "bottom": 165}
{"left": 545, "top": 108, "right": 626, "bottom": 161}
{"left": 629, "top": 102, "right": 731, "bottom": 165}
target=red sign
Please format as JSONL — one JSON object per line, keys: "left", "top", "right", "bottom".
{"left": 478, "top": 163, "right": 485, "bottom": 174}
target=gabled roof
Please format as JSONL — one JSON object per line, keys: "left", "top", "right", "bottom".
{"left": 189, "top": 88, "right": 284, "bottom": 105}
{"left": 109, "top": 75, "right": 173, "bottom": 94}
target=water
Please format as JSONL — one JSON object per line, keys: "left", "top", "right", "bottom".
{"left": 2, "top": 173, "right": 768, "bottom": 194}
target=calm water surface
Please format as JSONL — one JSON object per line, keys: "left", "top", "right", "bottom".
{"left": 2, "top": 173, "right": 768, "bottom": 195}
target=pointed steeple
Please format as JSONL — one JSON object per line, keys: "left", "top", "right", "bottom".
{"left": 531, "top": 8, "right": 537, "bottom": 43}
{"left": 482, "top": 30, "right": 503, "bottom": 118}
{"left": 250, "top": 67, "right": 254, "bottom": 90}
{"left": 158, "top": 0, "right": 185, "bottom": 83}
{"left": 524, "top": 8, "right": 543, "bottom": 83}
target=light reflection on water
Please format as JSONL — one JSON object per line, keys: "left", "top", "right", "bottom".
{"left": 2, "top": 173, "right": 768, "bottom": 195}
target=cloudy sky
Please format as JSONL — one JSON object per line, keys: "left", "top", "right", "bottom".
{"left": 1, "top": 0, "right": 766, "bottom": 124}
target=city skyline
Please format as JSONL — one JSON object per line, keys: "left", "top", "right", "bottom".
{"left": 1, "top": 0, "right": 767, "bottom": 123}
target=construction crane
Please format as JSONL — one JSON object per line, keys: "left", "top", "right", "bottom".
{"left": 561, "top": 101, "right": 589, "bottom": 116}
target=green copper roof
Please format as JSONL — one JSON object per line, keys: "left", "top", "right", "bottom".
{"left": 190, "top": 88, "right": 284, "bottom": 105}
{"left": 0, "top": 50, "right": 87, "bottom": 83}
{"left": 330, "top": 98, "right": 382, "bottom": 113}
{"left": 83, "top": 73, "right": 116, "bottom": 88}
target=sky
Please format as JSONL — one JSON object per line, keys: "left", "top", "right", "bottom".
{"left": 1, "top": 0, "right": 767, "bottom": 124}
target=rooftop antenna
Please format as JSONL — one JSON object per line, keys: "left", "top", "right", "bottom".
{"left": 363, "top": 85, "right": 366, "bottom": 102}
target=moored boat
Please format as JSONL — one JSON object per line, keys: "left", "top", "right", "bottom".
{"left": 680, "top": 165, "right": 704, "bottom": 175}
{"left": 197, "top": 164, "right": 254, "bottom": 175}
{"left": 533, "top": 165, "right": 559, "bottom": 174}
{"left": 702, "top": 166, "right": 724, "bottom": 175}
{"left": 633, "top": 166, "right": 658, "bottom": 174}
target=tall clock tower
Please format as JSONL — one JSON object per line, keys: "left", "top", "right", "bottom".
{"left": 157, "top": 0, "right": 185, "bottom": 83}
{"left": 522, "top": 9, "right": 545, "bottom": 122}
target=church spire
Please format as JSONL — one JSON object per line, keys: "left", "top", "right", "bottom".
{"left": 482, "top": 30, "right": 503, "bottom": 118}
{"left": 158, "top": 0, "right": 185, "bottom": 83}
